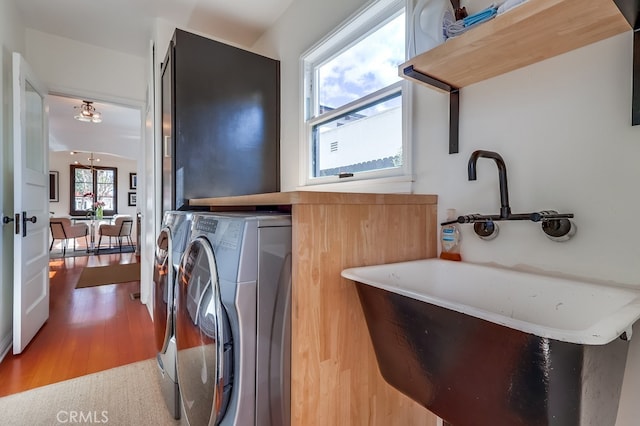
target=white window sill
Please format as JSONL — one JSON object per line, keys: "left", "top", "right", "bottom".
{"left": 296, "top": 176, "right": 413, "bottom": 194}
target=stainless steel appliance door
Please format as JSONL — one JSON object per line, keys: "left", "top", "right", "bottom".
{"left": 176, "top": 237, "right": 232, "bottom": 425}
{"left": 152, "top": 227, "right": 172, "bottom": 353}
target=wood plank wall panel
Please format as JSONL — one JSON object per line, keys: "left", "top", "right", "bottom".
{"left": 291, "top": 202, "right": 438, "bottom": 425}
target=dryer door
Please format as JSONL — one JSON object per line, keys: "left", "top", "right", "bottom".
{"left": 176, "top": 237, "right": 233, "bottom": 426}
{"left": 153, "top": 227, "right": 173, "bottom": 353}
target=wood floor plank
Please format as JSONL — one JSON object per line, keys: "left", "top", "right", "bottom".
{"left": 0, "top": 253, "right": 155, "bottom": 397}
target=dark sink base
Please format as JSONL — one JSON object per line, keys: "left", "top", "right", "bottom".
{"left": 355, "top": 282, "right": 630, "bottom": 426}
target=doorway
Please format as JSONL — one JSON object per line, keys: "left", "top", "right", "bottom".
{"left": 47, "top": 94, "right": 142, "bottom": 256}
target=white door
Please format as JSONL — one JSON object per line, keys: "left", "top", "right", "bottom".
{"left": 12, "top": 52, "right": 50, "bottom": 354}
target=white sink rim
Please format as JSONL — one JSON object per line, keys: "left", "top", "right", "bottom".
{"left": 341, "top": 259, "right": 640, "bottom": 345}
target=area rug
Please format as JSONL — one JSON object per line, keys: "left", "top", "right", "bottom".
{"left": 94, "top": 246, "right": 136, "bottom": 255}
{"left": 0, "top": 359, "right": 180, "bottom": 426}
{"left": 50, "top": 245, "right": 135, "bottom": 259}
{"left": 76, "top": 263, "right": 141, "bottom": 288}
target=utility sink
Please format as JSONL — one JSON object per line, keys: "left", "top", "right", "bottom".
{"left": 342, "top": 259, "right": 640, "bottom": 425}
{"left": 342, "top": 259, "right": 640, "bottom": 345}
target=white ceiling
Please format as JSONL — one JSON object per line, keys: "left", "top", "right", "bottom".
{"left": 14, "top": 0, "right": 293, "bottom": 160}
{"left": 14, "top": 0, "right": 293, "bottom": 57}
{"left": 48, "top": 95, "right": 142, "bottom": 160}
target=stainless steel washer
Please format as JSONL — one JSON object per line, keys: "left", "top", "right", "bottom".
{"left": 175, "top": 212, "right": 291, "bottom": 425}
{"left": 153, "top": 211, "right": 193, "bottom": 419}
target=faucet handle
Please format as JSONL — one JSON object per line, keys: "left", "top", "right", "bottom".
{"left": 457, "top": 214, "right": 497, "bottom": 224}
{"left": 441, "top": 214, "right": 484, "bottom": 225}
{"left": 529, "top": 210, "right": 574, "bottom": 222}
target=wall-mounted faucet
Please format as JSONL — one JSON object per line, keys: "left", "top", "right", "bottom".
{"left": 443, "top": 150, "right": 577, "bottom": 242}
{"left": 468, "top": 150, "right": 511, "bottom": 219}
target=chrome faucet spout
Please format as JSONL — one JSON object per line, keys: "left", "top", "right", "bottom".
{"left": 468, "top": 150, "right": 511, "bottom": 218}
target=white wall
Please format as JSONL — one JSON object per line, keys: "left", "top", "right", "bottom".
{"left": 25, "top": 29, "right": 146, "bottom": 104}
{"left": 0, "top": 0, "right": 26, "bottom": 361}
{"left": 255, "top": 1, "right": 640, "bottom": 424}
{"left": 252, "top": 0, "right": 368, "bottom": 190}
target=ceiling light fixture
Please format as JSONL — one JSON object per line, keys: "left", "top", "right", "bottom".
{"left": 70, "top": 151, "right": 100, "bottom": 170}
{"left": 74, "top": 100, "right": 102, "bottom": 123}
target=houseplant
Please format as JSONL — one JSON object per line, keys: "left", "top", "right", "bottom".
{"left": 83, "top": 192, "right": 105, "bottom": 219}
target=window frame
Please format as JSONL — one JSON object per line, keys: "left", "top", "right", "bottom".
{"left": 69, "top": 165, "right": 118, "bottom": 216}
{"left": 299, "top": 0, "right": 412, "bottom": 191}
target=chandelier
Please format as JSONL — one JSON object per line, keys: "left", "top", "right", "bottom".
{"left": 74, "top": 100, "right": 102, "bottom": 123}
{"left": 70, "top": 151, "right": 100, "bottom": 169}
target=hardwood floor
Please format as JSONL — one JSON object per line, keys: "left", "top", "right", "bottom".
{"left": 0, "top": 252, "right": 156, "bottom": 397}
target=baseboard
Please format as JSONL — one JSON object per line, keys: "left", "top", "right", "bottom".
{"left": 0, "top": 333, "right": 12, "bottom": 363}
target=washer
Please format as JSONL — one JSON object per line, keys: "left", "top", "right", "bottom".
{"left": 153, "top": 210, "right": 194, "bottom": 419}
{"left": 175, "top": 212, "right": 292, "bottom": 426}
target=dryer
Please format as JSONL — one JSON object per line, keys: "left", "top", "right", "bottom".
{"left": 175, "top": 212, "right": 292, "bottom": 426}
{"left": 153, "top": 210, "right": 193, "bottom": 419}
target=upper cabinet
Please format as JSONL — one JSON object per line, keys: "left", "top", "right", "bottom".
{"left": 161, "top": 29, "right": 280, "bottom": 212}
{"left": 400, "top": 0, "right": 630, "bottom": 91}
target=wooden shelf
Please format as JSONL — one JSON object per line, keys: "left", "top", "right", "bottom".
{"left": 400, "top": 0, "right": 630, "bottom": 90}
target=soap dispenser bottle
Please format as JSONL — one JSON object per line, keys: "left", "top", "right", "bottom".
{"left": 440, "top": 208, "right": 462, "bottom": 261}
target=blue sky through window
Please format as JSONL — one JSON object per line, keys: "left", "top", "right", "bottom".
{"left": 318, "top": 13, "right": 405, "bottom": 112}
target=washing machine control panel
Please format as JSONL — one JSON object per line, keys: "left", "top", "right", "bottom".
{"left": 193, "top": 217, "right": 243, "bottom": 251}
{"left": 195, "top": 217, "right": 219, "bottom": 234}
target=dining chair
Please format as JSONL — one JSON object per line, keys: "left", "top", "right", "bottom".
{"left": 49, "top": 217, "right": 89, "bottom": 255}
{"left": 97, "top": 215, "right": 134, "bottom": 253}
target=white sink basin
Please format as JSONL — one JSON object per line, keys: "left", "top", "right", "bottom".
{"left": 341, "top": 259, "right": 640, "bottom": 344}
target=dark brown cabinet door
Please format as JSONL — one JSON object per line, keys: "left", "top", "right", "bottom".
{"left": 161, "top": 29, "right": 280, "bottom": 212}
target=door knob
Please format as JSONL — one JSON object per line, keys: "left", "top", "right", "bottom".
{"left": 2, "top": 216, "right": 13, "bottom": 224}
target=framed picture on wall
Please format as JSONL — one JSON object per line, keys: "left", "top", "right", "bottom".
{"left": 129, "top": 173, "right": 137, "bottom": 190}
{"left": 49, "top": 171, "right": 59, "bottom": 202}
{"left": 128, "top": 192, "right": 137, "bottom": 206}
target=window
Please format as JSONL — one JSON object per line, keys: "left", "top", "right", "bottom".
{"left": 69, "top": 165, "right": 118, "bottom": 216}
{"left": 302, "top": 0, "right": 409, "bottom": 188}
